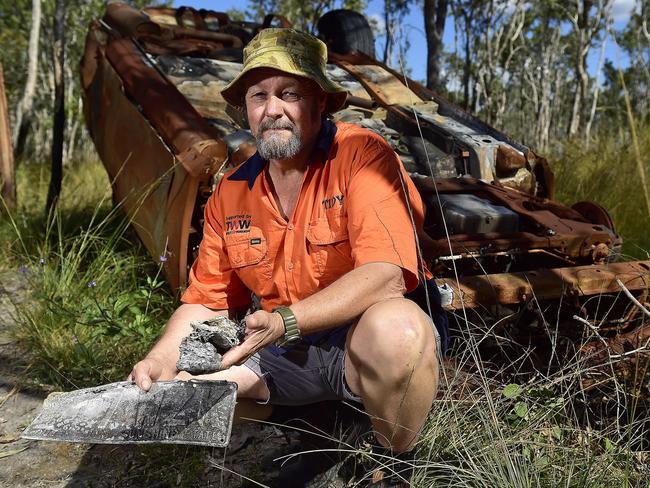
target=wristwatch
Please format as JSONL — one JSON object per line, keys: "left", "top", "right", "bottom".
{"left": 273, "top": 306, "right": 301, "bottom": 347}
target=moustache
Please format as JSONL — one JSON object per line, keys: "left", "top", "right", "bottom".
{"left": 258, "top": 119, "right": 296, "bottom": 134}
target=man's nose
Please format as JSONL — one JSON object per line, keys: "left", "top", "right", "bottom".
{"left": 264, "top": 95, "right": 284, "bottom": 118}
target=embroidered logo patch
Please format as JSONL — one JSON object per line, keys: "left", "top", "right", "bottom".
{"left": 250, "top": 238, "right": 262, "bottom": 245}
{"left": 322, "top": 194, "right": 344, "bottom": 210}
{"left": 225, "top": 214, "right": 252, "bottom": 235}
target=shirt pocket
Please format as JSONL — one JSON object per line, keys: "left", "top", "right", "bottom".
{"left": 224, "top": 226, "right": 272, "bottom": 290}
{"left": 306, "top": 210, "right": 354, "bottom": 284}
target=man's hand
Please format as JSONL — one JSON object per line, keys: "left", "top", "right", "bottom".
{"left": 219, "top": 310, "right": 285, "bottom": 369}
{"left": 128, "top": 355, "right": 177, "bottom": 392}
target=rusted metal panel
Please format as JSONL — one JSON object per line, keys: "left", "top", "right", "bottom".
{"left": 156, "top": 56, "right": 241, "bottom": 120}
{"left": 104, "top": 3, "right": 242, "bottom": 49}
{"left": 82, "top": 43, "right": 192, "bottom": 289}
{"left": 333, "top": 62, "right": 424, "bottom": 106}
{"left": 496, "top": 144, "right": 527, "bottom": 173}
{"left": 0, "top": 63, "right": 15, "bottom": 209}
{"left": 103, "top": 37, "right": 227, "bottom": 178}
{"left": 413, "top": 176, "right": 621, "bottom": 262}
{"left": 332, "top": 61, "right": 519, "bottom": 189}
{"left": 438, "top": 260, "right": 650, "bottom": 310}
{"left": 165, "top": 164, "right": 201, "bottom": 290}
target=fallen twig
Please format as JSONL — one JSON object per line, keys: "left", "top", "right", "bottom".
{"left": 0, "top": 446, "right": 28, "bottom": 458}
{"left": 0, "top": 433, "right": 21, "bottom": 443}
{"left": 0, "top": 386, "right": 17, "bottom": 409}
{"left": 608, "top": 338, "right": 650, "bottom": 359}
{"left": 615, "top": 278, "right": 650, "bottom": 320}
{"left": 573, "top": 315, "right": 610, "bottom": 349}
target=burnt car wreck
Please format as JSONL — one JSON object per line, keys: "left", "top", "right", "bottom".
{"left": 80, "top": 3, "right": 650, "bottom": 386}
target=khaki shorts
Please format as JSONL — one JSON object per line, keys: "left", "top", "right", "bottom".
{"left": 244, "top": 318, "right": 440, "bottom": 406}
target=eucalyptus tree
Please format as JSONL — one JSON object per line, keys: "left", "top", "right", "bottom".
{"left": 382, "top": 0, "right": 410, "bottom": 65}
{"left": 12, "top": 0, "right": 41, "bottom": 159}
{"left": 450, "top": 0, "right": 487, "bottom": 110}
{"left": 424, "top": 0, "right": 449, "bottom": 92}
{"left": 566, "top": 0, "right": 612, "bottom": 138}
{"left": 616, "top": 0, "right": 650, "bottom": 116}
{"left": 46, "top": 0, "right": 64, "bottom": 211}
{"left": 517, "top": 1, "right": 572, "bottom": 150}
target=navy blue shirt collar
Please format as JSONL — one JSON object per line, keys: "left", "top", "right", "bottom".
{"left": 227, "top": 118, "right": 337, "bottom": 190}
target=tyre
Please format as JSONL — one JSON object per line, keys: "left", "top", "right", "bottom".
{"left": 317, "top": 9, "right": 375, "bottom": 58}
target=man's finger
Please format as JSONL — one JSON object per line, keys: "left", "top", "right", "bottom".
{"left": 138, "top": 373, "right": 152, "bottom": 392}
{"left": 220, "top": 344, "right": 250, "bottom": 370}
{"left": 245, "top": 312, "right": 262, "bottom": 331}
{"left": 132, "top": 361, "right": 153, "bottom": 391}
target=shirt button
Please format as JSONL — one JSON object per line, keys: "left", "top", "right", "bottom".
{"left": 287, "top": 262, "right": 294, "bottom": 271}
{"left": 287, "top": 223, "right": 294, "bottom": 230}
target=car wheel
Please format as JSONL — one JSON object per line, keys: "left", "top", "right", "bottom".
{"left": 317, "top": 9, "right": 375, "bottom": 58}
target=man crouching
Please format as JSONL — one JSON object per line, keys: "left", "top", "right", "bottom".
{"left": 130, "top": 27, "right": 439, "bottom": 487}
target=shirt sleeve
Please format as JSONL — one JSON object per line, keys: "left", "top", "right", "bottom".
{"left": 346, "top": 132, "right": 425, "bottom": 292}
{"left": 181, "top": 181, "right": 252, "bottom": 310}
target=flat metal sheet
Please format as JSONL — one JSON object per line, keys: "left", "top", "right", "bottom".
{"left": 22, "top": 380, "right": 237, "bottom": 447}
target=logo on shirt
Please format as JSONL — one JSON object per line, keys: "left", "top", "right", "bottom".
{"left": 322, "top": 194, "right": 344, "bottom": 210}
{"left": 225, "top": 214, "right": 252, "bottom": 234}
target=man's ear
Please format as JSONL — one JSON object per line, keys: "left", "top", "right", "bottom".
{"left": 318, "top": 92, "right": 328, "bottom": 114}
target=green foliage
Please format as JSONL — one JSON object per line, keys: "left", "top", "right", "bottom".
{"left": 225, "top": 8, "right": 247, "bottom": 22}
{"left": 551, "top": 121, "right": 650, "bottom": 258}
{"left": 1, "top": 159, "right": 177, "bottom": 389}
{"left": 417, "top": 366, "right": 649, "bottom": 487}
{"left": 1, "top": 0, "right": 168, "bottom": 162}
{"left": 0, "top": 0, "right": 31, "bottom": 108}
{"left": 246, "top": 0, "right": 367, "bottom": 32}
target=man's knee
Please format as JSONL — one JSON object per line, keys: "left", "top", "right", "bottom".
{"left": 347, "top": 298, "right": 437, "bottom": 380}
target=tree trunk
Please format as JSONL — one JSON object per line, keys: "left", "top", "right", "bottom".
{"left": 13, "top": 0, "right": 41, "bottom": 160}
{"left": 536, "top": 27, "right": 561, "bottom": 151}
{"left": 568, "top": 31, "right": 589, "bottom": 137}
{"left": 461, "top": 9, "right": 473, "bottom": 109}
{"left": 47, "top": 0, "right": 65, "bottom": 212}
{"left": 383, "top": 1, "right": 392, "bottom": 64}
{"left": 0, "top": 64, "right": 16, "bottom": 209}
{"left": 585, "top": 30, "right": 608, "bottom": 141}
{"left": 568, "top": 0, "right": 611, "bottom": 138}
{"left": 424, "top": 0, "right": 448, "bottom": 92}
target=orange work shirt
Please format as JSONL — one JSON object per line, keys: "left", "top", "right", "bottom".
{"left": 181, "top": 120, "right": 427, "bottom": 312}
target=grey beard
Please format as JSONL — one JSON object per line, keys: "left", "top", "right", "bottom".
{"left": 255, "top": 122, "right": 302, "bottom": 160}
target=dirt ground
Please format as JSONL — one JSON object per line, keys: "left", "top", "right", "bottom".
{"left": 0, "top": 272, "right": 337, "bottom": 487}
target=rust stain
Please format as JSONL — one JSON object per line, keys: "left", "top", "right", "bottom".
{"left": 438, "top": 260, "right": 650, "bottom": 310}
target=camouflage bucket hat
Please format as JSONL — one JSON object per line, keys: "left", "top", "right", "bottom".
{"left": 221, "top": 28, "right": 348, "bottom": 114}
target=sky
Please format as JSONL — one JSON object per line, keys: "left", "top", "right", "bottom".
{"left": 172, "top": 0, "right": 636, "bottom": 84}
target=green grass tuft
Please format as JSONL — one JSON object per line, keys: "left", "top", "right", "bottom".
{"left": 1, "top": 159, "right": 177, "bottom": 388}
{"left": 415, "top": 330, "right": 650, "bottom": 486}
{"left": 552, "top": 123, "right": 650, "bottom": 259}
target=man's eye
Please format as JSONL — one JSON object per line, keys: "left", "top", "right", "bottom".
{"left": 248, "top": 92, "right": 266, "bottom": 102}
{"left": 282, "top": 91, "right": 301, "bottom": 102}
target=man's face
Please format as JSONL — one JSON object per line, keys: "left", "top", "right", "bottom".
{"left": 244, "top": 69, "right": 327, "bottom": 161}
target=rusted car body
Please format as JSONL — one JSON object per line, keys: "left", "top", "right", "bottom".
{"left": 81, "top": 3, "right": 650, "bottom": 369}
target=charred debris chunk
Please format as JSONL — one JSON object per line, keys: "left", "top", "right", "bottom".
{"left": 177, "top": 317, "right": 244, "bottom": 374}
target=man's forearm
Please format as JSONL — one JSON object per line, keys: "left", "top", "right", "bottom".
{"left": 290, "top": 262, "right": 406, "bottom": 333}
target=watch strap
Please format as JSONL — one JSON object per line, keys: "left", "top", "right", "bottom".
{"left": 273, "top": 306, "right": 300, "bottom": 346}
